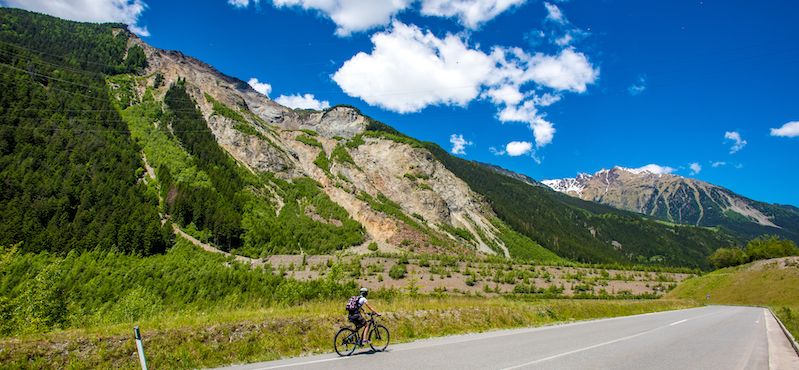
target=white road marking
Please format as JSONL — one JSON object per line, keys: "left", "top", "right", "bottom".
{"left": 500, "top": 327, "right": 660, "bottom": 370}
{"left": 251, "top": 357, "right": 345, "bottom": 370}
{"left": 237, "top": 307, "right": 721, "bottom": 370}
{"left": 501, "top": 309, "right": 726, "bottom": 370}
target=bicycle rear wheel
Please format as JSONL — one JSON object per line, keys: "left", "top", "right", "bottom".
{"left": 334, "top": 328, "right": 358, "bottom": 356}
{"left": 368, "top": 325, "right": 390, "bottom": 352}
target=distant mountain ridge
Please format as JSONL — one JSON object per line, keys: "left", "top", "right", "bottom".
{"left": 543, "top": 167, "right": 799, "bottom": 242}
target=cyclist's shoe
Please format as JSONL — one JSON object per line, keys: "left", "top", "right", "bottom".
{"left": 361, "top": 340, "right": 371, "bottom": 345}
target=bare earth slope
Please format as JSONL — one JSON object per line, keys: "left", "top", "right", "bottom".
{"left": 125, "top": 34, "right": 554, "bottom": 260}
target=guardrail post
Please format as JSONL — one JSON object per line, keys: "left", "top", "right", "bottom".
{"left": 134, "top": 326, "right": 149, "bottom": 370}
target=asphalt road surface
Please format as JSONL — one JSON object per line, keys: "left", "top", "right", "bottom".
{"left": 217, "top": 306, "right": 799, "bottom": 370}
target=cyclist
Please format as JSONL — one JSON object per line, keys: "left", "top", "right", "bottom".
{"left": 347, "top": 287, "right": 381, "bottom": 345}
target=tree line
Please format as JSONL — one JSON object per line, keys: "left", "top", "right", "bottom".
{"left": 708, "top": 235, "right": 799, "bottom": 269}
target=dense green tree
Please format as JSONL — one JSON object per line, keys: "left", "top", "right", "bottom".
{"left": 0, "top": 240, "right": 355, "bottom": 336}
{"left": 708, "top": 247, "right": 748, "bottom": 269}
{"left": 745, "top": 235, "right": 799, "bottom": 261}
{"left": 0, "top": 8, "right": 170, "bottom": 255}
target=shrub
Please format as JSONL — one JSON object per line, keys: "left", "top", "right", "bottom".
{"left": 296, "top": 134, "right": 322, "bottom": 148}
{"left": 389, "top": 264, "right": 407, "bottom": 280}
{"left": 331, "top": 144, "right": 356, "bottom": 166}
{"left": 313, "top": 150, "right": 331, "bottom": 176}
{"left": 367, "top": 242, "right": 378, "bottom": 252}
{"left": 745, "top": 236, "right": 799, "bottom": 261}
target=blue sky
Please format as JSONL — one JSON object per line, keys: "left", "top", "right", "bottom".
{"left": 5, "top": 0, "right": 798, "bottom": 206}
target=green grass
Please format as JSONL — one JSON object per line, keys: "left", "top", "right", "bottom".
{"left": 117, "top": 87, "right": 212, "bottom": 188}
{"left": 205, "top": 93, "right": 247, "bottom": 124}
{"left": 296, "top": 134, "right": 323, "bottom": 148}
{"left": 239, "top": 177, "right": 364, "bottom": 256}
{"left": 313, "top": 149, "right": 332, "bottom": 176}
{"left": 667, "top": 257, "right": 799, "bottom": 338}
{"left": 330, "top": 143, "right": 356, "bottom": 166}
{"left": 0, "top": 296, "right": 695, "bottom": 369}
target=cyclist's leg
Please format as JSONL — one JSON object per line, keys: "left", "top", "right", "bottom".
{"left": 362, "top": 321, "right": 371, "bottom": 344}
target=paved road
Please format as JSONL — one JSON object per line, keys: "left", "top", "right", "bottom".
{"left": 217, "top": 306, "right": 799, "bottom": 370}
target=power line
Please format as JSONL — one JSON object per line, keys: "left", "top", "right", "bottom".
{"left": 0, "top": 121, "right": 231, "bottom": 134}
{"left": 0, "top": 39, "right": 129, "bottom": 70}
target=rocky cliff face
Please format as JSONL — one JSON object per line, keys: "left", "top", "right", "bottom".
{"left": 543, "top": 167, "right": 799, "bottom": 241}
{"left": 127, "top": 35, "right": 516, "bottom": 257}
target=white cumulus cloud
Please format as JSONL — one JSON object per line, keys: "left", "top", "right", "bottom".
{"left": 5, "top": 0, "right": 151, "bottom": 36}
{"left": 332, "top": 22, "right": 597, "bottom": 150}
{"left": 271, "top": 0, "right": 412, "bottom": 36}
{"left": 624, "top": 164, "right": 675, "bottom": 175}
{"left": 420, "top": 0, "right": 526, "bottom": 29}
{"left": 523, "top": 48, "right": 598, "bottom": 93}
{"left": 497, "top": 100, "right": 556, "bottom": 147}
{"left": 724, "top": 131, "right": 747, "bottom": 154}
{"left": 505, "top": 141, "right": 533, "bottom": 156}
{"left": 228, "top": 0, "right": 251, "bottom": 7}
{"left": 275, "top": 93, "right": 331, "bottom": 110}
{"left": 332, "top": 22, "right": 495, "bottom": 113}
{"left": 239, "top": 0, "right": 524, "bottom": 35}
{"left": 770, "top": 121, "right": 799, "bottom": 138}
{"left": 247, "top": 78, "right": 272, "bottom": 96}
{"left": 449, "top": 133, "right": 472, "bottom": 155}
{"left": 689, "top": 162, "right": 702, "bottom": 175}
{"left": 543, "top": 2, "right": 564, "bottom": 23}
{"left": 711, "top": 161, "right": 726, "bottom": 168}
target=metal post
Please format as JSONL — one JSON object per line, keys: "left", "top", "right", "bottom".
{"left": 134, "top": 326, "right": 149, "bottom": 370}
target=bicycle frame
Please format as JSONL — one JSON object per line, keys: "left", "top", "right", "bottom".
{"left": 349, "top": 313, "right": 379, "bottom": 341}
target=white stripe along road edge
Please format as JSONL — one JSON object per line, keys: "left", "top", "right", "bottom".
{"left": 251, "top": 357, "right": 346, "bottom": 370}
{"left": 670, "top": 319, "right": 688, "bottom": 326}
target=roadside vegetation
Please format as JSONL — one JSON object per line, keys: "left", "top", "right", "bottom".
{"left": 0, "top": 238, "right": 354, "bottom": 337}
{"left": 707, "top": 235, "right": 799, "bottom": 268}
{"left": 0, "top": 285, "right": 693, "bottom": 369}
{"left": 668, "top": 256, "right": 799, "bottom": 338}
{"left": 0, "top": 234, "right": 698, "bottom": 368}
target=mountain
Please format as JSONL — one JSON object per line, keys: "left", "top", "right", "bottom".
{"left": 0, "top": 8, "right": 738, "bottom": 268}
{"left": 477, "top": 162, "right": 546, "bottom": 188}
{"left": 543, "top": 167, "right": 799, "bottom": 242}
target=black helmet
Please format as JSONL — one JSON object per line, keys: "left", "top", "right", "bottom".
{"left": 360, "top": 287, "right": 368, "bottom": 297}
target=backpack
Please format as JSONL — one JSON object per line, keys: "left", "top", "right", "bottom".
{"left": 345, "top": 295, "right": 362, "bottom": 314}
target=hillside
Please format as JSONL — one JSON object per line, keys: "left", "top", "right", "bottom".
{"left": 543, "top": 167, "right": 799, "bottom": 242}
{"left": 668, "top": 256, "right": 799, "bottom": 337}
{"left": 0, "top": 8, "right": 740, "bottom": 270}
{"left": 423, "top": 145, "right": 737, "bottom": 268}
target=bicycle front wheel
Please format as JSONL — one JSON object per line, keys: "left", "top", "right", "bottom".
{"left": 334, "top": 327, "right": 358, "bottom": 356}
{"left": 368, "top": 325, "right": 390, "bottom": 352}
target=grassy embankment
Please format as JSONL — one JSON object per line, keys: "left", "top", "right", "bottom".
{"left": 0, "top": 296, "right": 693, "bottom": 369}
{"left": 667, "top": 257, "right": 799, "bottom": 338}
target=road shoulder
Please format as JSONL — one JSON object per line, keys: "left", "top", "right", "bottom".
{"left": 764, "top": 308, "right": 799, "bottom": 369}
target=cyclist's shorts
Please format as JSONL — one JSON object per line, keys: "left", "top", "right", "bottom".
{"left": 348, "top": 313, "right": 366, "bottom": 328}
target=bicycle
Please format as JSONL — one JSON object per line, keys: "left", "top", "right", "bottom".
{"left": 333, "top": 312, "right": 390, "bottom": 356}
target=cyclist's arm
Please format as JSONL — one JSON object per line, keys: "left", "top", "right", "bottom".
{"left": 363, "top": 302, "right": 380, "bottom": 315}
